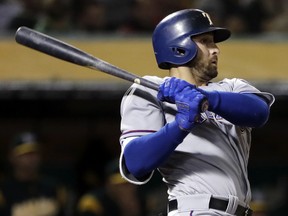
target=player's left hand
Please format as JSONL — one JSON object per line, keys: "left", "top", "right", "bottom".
{"left": 157, "top": 77, "right": 196, "bottom": 103}
{"left": 174, "top": 88, "right": 206, "bottom": 131}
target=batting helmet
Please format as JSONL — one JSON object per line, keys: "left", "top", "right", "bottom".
{"left": 152, "top": 9, "right": 231, "bottom": 69}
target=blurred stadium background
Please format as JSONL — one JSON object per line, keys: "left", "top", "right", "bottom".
{"left": 0, "top": 0, "right": 287, "bottom": 215}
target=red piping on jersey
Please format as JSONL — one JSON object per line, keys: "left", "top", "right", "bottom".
{"left": 121, "top": 130, "right": 157, "bottom": 136}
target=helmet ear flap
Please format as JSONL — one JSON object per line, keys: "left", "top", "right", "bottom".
{"left": 169, "top": 38, "right": 198, "bottom": 63}
{"left": 159, "top": 42, "right": 198, "bottom": 69}
{"left": 160, "top": 47, "right": 190, "bottom": 69}
{"left": 154, "top": 33, "right": 199, "bottom": 69}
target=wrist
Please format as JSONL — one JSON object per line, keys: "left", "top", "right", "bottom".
{"left": 175, "top": 114, "right": 196, "bottom": 132}
{"left": 198, "top": 89, "right": 220, "bottom": 111}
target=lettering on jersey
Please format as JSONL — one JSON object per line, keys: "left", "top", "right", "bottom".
{"left": 198, "top": 113, "right": 207, "bottom": 124}
{"left": 206, "top": 111, "right": 223, "bottom": 120}
{"left": 202, "top": 12, "right": 213, "bottom": 25}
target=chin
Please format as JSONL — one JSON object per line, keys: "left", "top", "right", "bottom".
{"left": 207, "top": 69, "right": 218, "bottom": 79}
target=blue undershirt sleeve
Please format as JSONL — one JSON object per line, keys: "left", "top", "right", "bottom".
{"left": 123, "top": 121, "right": 189, "bottom": 178}
{"left": 201, "top": 91, "right": 270, "bottom": 127}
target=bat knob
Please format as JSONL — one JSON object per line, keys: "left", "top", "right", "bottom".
{"left": 201, "top": 98, "right": 209, "bottom": 112}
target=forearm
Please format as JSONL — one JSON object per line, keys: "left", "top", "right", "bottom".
{"left": 123, "top": 121, "right": 189, "bottom": 178}
{"left": 202, "top": 91, "right": 270, "bottom": 127}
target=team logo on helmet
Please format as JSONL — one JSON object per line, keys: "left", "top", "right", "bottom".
{"left": 202, "top": 12, "right": 213, "bottom": 25}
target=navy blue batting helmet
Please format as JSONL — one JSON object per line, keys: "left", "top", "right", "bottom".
{"left": 152, "top": 9, "right": 231, "bottom": 69}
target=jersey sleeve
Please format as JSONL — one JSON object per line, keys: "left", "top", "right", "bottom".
{"left": 119, "top": 76, "right": 165, "bottom": 184}
{"left": 210, "top": 78, "right": 275, "bottom": 106}
{"left": 119, "top": 146, "right": 154, "bottom": 185}
{"left": 234, "top": 78, "right": 275, "bottom": 106}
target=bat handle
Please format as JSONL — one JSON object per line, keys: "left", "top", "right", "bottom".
{"left": 133, "top": 77, "right": 159, "bottom": 91}
{"left": 200, "top": 98, "right": 209, "bottom": 113}
{"left": 136, "top": 78, "right": 209, "bottom": 113}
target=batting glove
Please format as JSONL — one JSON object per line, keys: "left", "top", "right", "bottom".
{"left": 175, "top": 88, "right": 206, "bottom": 131}
{"left": 157, "top": 77, "right": 196, "bottom": 103}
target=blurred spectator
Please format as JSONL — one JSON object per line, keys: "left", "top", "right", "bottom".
{"left": 194, "top": 0, "right": 271, "bottom": 35}
{"left": 77, "top": 158, "right": 145, "bottom": 216}
{"left": 75, "top": 138, "right": 114, "bottom": 199}
{"left": 222, "top": 0, "right": 250, "bottom": 35}
{"left": 99, "top": 0, "right": 133, "bottom": 32}
{"left": 267, "top": 175, "right": 288, "bottom": 216}
{"left": 250, "top": 187, "right": 269, "bottom": 216}
{"left": 0, "top": 132, "right": 68, "bottom": 216}
{"left": 35, "top": 0, "right": 73, "bottom": 33}
{"left": 1, "top": 0, "right": 287, "bottom": 35}
{"left": 72, "top": 0, "right": 110, "bottom": 33}
{"left": 119, "top": 0, "right": 191, "bottom": 34}
{"left": 0, "top": 0, "right": 22, "bottom": 32}
{"left": 118, "top": 0, "right": 160, "bottom": 33}
{"left": 262, "top": 0, "right": 288, "bottom": 34}
{"left": 238, "top": 0, "right": 270, "bottom": 34}
{"left": 7, "top": 0, "right": 44, "bottom": 31}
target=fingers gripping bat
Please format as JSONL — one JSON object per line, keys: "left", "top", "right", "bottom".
{"left": 15, "top": 26, "right": 208, "bottom": 112}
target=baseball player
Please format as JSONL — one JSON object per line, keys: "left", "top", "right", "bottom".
{"left": 119, "top": 9, "right": 275, "bottom": 216}
{"left": 0, "top": 132, "right": 68, "bottom": 216}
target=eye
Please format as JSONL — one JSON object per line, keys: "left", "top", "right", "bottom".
{"left": 200, "top": 38, "right": 207, "bottom": 43}
{"left": 200, "top": 37, "right": 213, "bottom": 44}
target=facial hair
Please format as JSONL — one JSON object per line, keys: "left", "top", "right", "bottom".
{"left": 187, "top": 58, "right": 218, "bottom": 82}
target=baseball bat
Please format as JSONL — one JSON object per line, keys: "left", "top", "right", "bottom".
{"left": 15, "top": 26, "right": 159, "bottom": 90}
{"left": 14, "top": 26, "right": 208, "bottom": 112}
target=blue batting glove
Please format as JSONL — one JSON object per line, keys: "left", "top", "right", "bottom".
{"left": 175, "top": 88, "right": 206, "bottom": 131}
{"left": 157, "top": 77, "right": 196, "bottom": 103}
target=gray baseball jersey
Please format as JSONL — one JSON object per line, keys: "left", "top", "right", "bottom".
{"left": 119, "top": 76, "right": 274, "bottom": 204}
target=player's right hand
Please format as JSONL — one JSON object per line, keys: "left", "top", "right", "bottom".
{"left": 157, "top": 77, "right": 196, "bottom": 103}
{"left": 174, "top": 88, "right": 206, "bottom": 131}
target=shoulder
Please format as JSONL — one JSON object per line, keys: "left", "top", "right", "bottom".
{"left": 208, "top": 78, "right": 275, "bottom": 105}
{"left": 142, "top": 75, "right": 165, "bottom": 84}
{"left": 213, "top": 78, "right": 252, "bottom": 88}
{"left": 206, "top": 78, "right": 257, "bottom": 92}
{"left": 121, "top": 76, "right": 165, "bottom": 102}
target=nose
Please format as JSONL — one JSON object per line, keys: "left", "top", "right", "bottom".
{"left": 211, "top": 44, "right": 220, "bottom": 55}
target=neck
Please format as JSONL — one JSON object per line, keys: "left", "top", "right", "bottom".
{"left": 169, "top": 66, "right": 208, "bottom": 87}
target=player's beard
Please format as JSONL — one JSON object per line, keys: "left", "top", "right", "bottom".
{"left": 187, "top": 59, "right": 218, "bottom": 82}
